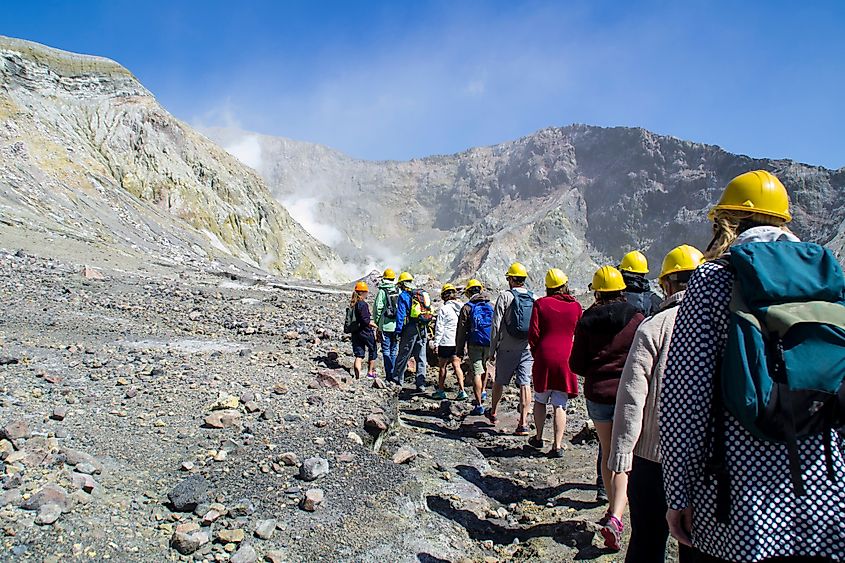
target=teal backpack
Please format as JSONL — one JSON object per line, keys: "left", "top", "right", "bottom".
{"left": 709, "top": 241, "right": 845, "bottom": 522}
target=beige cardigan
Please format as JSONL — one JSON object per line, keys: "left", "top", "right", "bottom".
{"left": 608, "top": 291, "right": 685, "bottom": 473}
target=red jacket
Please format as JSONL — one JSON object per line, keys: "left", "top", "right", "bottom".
{"left": 569, "top": 300, "right": 644, "bottom": 404}
{"left": 528, "top": 294, "right": 582, "bottom": 395}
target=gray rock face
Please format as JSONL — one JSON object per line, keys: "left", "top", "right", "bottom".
{"left": 167, "top": 474, "right": 209, "bottom": 512}
{"left": 205, "top": 125, "right": 845, "bottom": 289}
{"left": 0, "top": 35, "right": 343, "bottom": 282}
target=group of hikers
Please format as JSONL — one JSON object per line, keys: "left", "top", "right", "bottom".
{"left": 342, "top": 170, "right": 845, "bottom": 563}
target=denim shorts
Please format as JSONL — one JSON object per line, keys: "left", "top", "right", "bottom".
{"left": 586, "top": 399, "right": 615, "bottom": 423}
{"left": 534, "top": 390, "right": 569, "bottom": 408}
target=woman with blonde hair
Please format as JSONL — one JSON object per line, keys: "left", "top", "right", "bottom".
{"left": 348, "top": 281, "right": 378, "bottom": 379}
{"left": 659, "top": 170, "right": 845, "bottom": 562}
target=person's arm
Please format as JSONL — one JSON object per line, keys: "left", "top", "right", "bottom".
{"left": 358, "top": 301, "right": 375, "bottom": 329}
{"left": 454, "top": 304, "right": 469, "bottom": 357}
{"left": 488, "top": 293, "right": 505, "bottom": 357}
{"left": 609, "top": 322, "right": 658, "bottom": 473}
{"left": 528, "top": 301, "right": 540, "bottom": 352}
{"left": 659, "top": 265, "right": 726, "bottom": 512}
{"left": 373, "top": 289, "right": 386, "bottom": 328}
{"left": 395, "top": 292, "right": 408, "bottom": 333}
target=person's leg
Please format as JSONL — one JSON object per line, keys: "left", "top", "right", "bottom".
{"left": 552, "top": 404, "right": 566, "bottom": 451}
{"left": 609, "top": 471, "right": 628, "bottom": 520}
{"left": 413, "top": 329, "right": 427, "bottom": 390}
{"left": 594, "top": 421, "right": 613, "bottom": 508}
{"left": 515, "top": 350, "right": 534, "bottom": 428}
{"left": 596, "top": 444, "right": 606, "bottom": 501}
{"left": 388, "top": 332, "right": 399, "bottom": 375}
{"left": 353, "top": 356, "right": 363, "bottom": 379}
{"left": 489, "top": 383, "right": 504, "bottom": 418}
{"left": 392, "top": 328, "right": 413, "bottom": 384}
{"left": 469, "top": 346, "right": 484, "bottom": 405}
{"left": 437, "top": 356, "right": 447, "bottom": 391}
{"left": 381, "top": 332, "right": 395, "bottom": 380}
{"left": 518, "top": 385, "right": 532, "bottom": 428}
{"left": 625, "top": 457, "right": 668, "bottom": 563}
{"left": 533, "top": 399, "right": 546, "bottom": 441}
{"left": 451, "top": 356, "right": 465, "bottom": 392}
{"left": 489, "top": 350, "right": 515, "bottom": 420}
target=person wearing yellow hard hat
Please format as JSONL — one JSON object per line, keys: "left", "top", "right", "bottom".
{"left": 391, "top": 272, "right": 430, "bottom": 391}
{"left": 619, "top": 250, "right": 662, "bottom": 317}
{"left": 487, "top": 262, "right": 535, "bottom": 436}
{"left": 345, "top": 281, "right": 378, "bottom": 379}
{"left": 454, "top": 279, "right": 494, "bottom": 415}
{"left": 571, "top": 265, "right": 645, "bottom": 525}
{"left": 603, "top": 245, "right": 704, "bottom": 558}
{"left": 526, "top": 269, "right": 582, "bottom": 458}
{"left": 431, "top": 284, "right": 467, "bottom": 400}
{"left": 660, "top": 172, "right": 844, "bottom": 563}
{"left": 373, "top": 268, "right": 399, "bottom": 380}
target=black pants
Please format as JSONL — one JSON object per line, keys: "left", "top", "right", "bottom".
{"left": 626, "top": 456, "right": 695, "bottom": 563}
{"left": 695, "top": 555, "right": 835, "bottom": 563}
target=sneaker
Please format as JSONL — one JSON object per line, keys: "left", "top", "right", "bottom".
{"left": 514, "top": 425, "right": 530, "bottom": 436}
{"left": 366, "top": 372, "right": 377, "bottom": 379}
{"left": 547, "top": 448, "right": 565, "bottom": 459}
{"left": 470, "top": 405, "right": 485, "bottom": 416}
{"left": 596, "top": 487, "right": 608, "bottom": 504}
{"left": 527, "top": 436, "right": 544, "bottom": 449}
{"left": 416, "top": 385, "right": 427, "bottom": 393}
{"left": 433, "top": 389, "right": 447, "bottom": 400}
{"left": 484, "top": 411, "right": 498, "bottom": 424}
{"left": 455, "top": 390, "right": 469, "bottom": 401}
{"left": 481, "top": 391, "right": 488, "bottom": 401}
{"left": 600, "top": 515, "right": 624, "bottom": 551}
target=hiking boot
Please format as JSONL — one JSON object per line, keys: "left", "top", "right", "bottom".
{"left": 433, "top": 389, "right": 447, "bottom": 400}
{"left": 470, "top": 405, "right": 485, "bottom": 416}
{"left": 416, "top": 385, "right": 427, "bottom": 394}
{"left": 548, "top": 448, "right": 565, "bottom": 459}
{"left": 600, "top": 515, "right": 624, "bottom": 551}
{"left": 455, "top": 390, "right": 468, "bottom": 401}
{"left": 596, "top": 486, "right": 608, "bottom": 504}
{"left": 514, "top": 425, "right": 530, "bottom": 436}
{"left": 527, "top": 436, "right": 543, "bottom": 449}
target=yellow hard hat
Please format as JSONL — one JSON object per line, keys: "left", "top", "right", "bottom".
{"left": 354, "top": 281, "right": 369, "bottom": 292}
{"left": 506, "top": 262, "right": 528, "bottom": 278}
{"left": 382, "top": 268, "right": 396, "bottom": 280}
{"left": 464, "top": 279, "right": 483, "bottom": 293}
{"left": 659, "top": 245, "right": 705, "bottom": 280}
{"left": 590, "top": 266, "right": 626, "bottom": 293}
{"left": 619, "top": 251, "right": 649, "bottom": 274}
{"left": 441, "top": 283, "right": 457, "bottom": 294}
{"left": 709, "top": 170, "right": 792, "bottom": 222}
{"left": 397, "top": 271, "right": 414, "bottom": 283}
{"left": 544, "top": 268, "right": 569, "bottom": 289}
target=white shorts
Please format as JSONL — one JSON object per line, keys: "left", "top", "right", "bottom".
{"left": 534, "top": 390, "right": 569, "bottom": 408}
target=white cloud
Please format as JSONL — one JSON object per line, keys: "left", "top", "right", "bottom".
{"left": 223, "top": 135, "right": 263, "bottom": 171}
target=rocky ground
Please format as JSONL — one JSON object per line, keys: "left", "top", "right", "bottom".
{"left": 0, "top": 248, "right": 682, "bottom": 562}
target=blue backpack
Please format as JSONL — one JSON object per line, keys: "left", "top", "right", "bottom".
{"left": 468, "top": 301, "right": 493, "bottom": 346}
{"left": 505, "top": 289, "right": 534, "bottom": 339}
{"left": 709, "top": 241, "right": 845, "bottom": 520}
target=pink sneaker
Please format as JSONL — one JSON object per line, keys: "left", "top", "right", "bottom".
{"left": 366, "top": 372, "right": 377, "bottom": 379}
{"left": 600, "top": 514, "right": 623, "bottom": 551}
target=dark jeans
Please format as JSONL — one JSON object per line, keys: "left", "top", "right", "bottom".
{"left": 392, "top": 324, "right": 427, "bottom": 388}
{"left": 596, "top": 444, "right": 604, "bottom": 490}
{"left": 380, "top": 330, "right": 398, "bottom": 378}
{"left": 626, "top": 456, "right": 695, "bottom": 563}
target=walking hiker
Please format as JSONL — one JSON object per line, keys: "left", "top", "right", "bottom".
{"left": 487, "top": 262, "right": 535, "bottom": 436}
{"left": 659, "top": 170, "right": 845, "bottom": 562}
{"left": 391, "top": 272, "right": 431, "bottom": 392}
{"left": 527, "top": 268, "right": 582, "bottom": 458}
{"left": 570, "top": 266, "right": 644, "bottom": 510}
{"left": 373, "top": 268, "right": 400, "bottom": 379}
{"left": 432, "top": 284, "right": 467, "bottom": 400}
{"left": 346, "top": 281, "right": 378, "bottom": 379}
{"left": 603, "top": 245, "right": 704, "bottom": 558}
{"left": 619, "top": 250, "right": 662, "bottom": 316}
{"left": 454, "top": 279, "right": 494, "bottom": 416}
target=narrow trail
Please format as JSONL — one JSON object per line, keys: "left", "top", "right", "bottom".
{"left": 383, "top": 377, "right": 645, "bottom": 562}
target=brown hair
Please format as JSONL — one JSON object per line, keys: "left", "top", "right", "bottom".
{"left": 349, "top": 290, "right": 366, "bottom": 307}
{"left": 594, "top": 290, "right": 625, "bottom": 304}
{"left": 546, "top": 283, "right": 571, "bottom": 297}
{"left": 706, "top": 210, "right": 791, "bottom": 260}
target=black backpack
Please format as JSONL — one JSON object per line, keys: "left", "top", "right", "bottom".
{"left": 343, "top": 305, "right": 360, "bottom": 334}
{"left": 383, "top": 287, "right": 400, "bottom": 319}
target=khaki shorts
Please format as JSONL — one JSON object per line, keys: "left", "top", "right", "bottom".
{"left": 467, "top": 345, "right": 489, "bottom": 377}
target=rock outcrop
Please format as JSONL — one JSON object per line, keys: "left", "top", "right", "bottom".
{"left": 0, "top": 36, "right": 342, "bottom": 281}
{"left": 206, "top": 126, "right": 845, "bottom": 289}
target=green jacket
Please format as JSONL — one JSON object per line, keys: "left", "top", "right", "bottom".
{"left": 373, "top": 281, "right": 397, "bottom": 332}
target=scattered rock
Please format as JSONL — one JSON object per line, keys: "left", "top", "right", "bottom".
{"left": 265, "top": 550, "right": 286, "bottom": 563}
{"left": 63, "top": 449, "right": 103, "bottom": 473}
{"left": 1, "top": 420, "right": 30, "bottom": 441}
{"left": 347, "top": 431, "right": 363, "bottom": 446}
{"left": 204, "top": 410, "right": 241, "bottom": 429}
{"left": 167, "top": 474, "right": 209, "bottom": 512}
{"left": 316, "top": 371, "right": 343, "bottom": 389}
{"left": 228, "top": 499, "right": 255, "bottom": 517}
{"left": 372, "top": 378, "right": 387, "bottom": 389}
{"left": 71, "top": 472, "right": 97, "bottom": 493}
{"left": 271, "top": 383, "right": 288, "bottom": 395}
{"left": 171, "top": 529, "right": 210, "bottom": 555}
{"left": 300, "top": 488, "right": 324, "bottom": 512}
{"left": 74, "top": 462, "right": 100, "bottom": 475}
{"left": 278, "top": 452, "right": 299, "bottom": 466}
{"left": 364, "top": 413, "right": 388, "bottom": 434}
{"left": 254, "top": 518, "right": 276, "bottom": 540}
{"left": 217, "top": 528, "right": 245, "bottom": 543}
{"left": 392, "top": 446, "right": 418, "bottom": 465}
{"left": 180, "top": 461, "right": 194, "bottom": 471}
{"left": 0, "top": 356, "right": 19, "bottom": 366}
{"left": 211, "top": 394, "right": 240, "bottom": 411}
{"left": 81, "top": 266, "right": 104, "bottom": 280}
{"left": 572, "top": 420, "right": 598, "bottom": 445}
{"left": 50, "top": 407, "right": 67, "bottom": 421}
{"left": 299, "top": 457, "right": 329, "bottom": 481}
{"left": 21, "top": 484, "right": 68, "bottom": 512}
{"left": 35, "top": 503, "right": 62, "bottom": 525}
{"left": 231, "top": 544, "right": 257, "bottom": 563}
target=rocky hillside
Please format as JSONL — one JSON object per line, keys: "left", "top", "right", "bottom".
{"left": 207, "top": 126, "right": 845, "bottom": 289}
{"left": 0, "top": 36, "right": 343, "bottom": 282}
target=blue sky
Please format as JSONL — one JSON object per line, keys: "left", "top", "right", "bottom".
{"left": 4, "top": 0, "right": 844, "bottom": 168}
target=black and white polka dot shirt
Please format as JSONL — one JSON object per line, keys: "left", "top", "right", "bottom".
{"left": 659, "top": 260, "right": 845, "bottom": 562}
